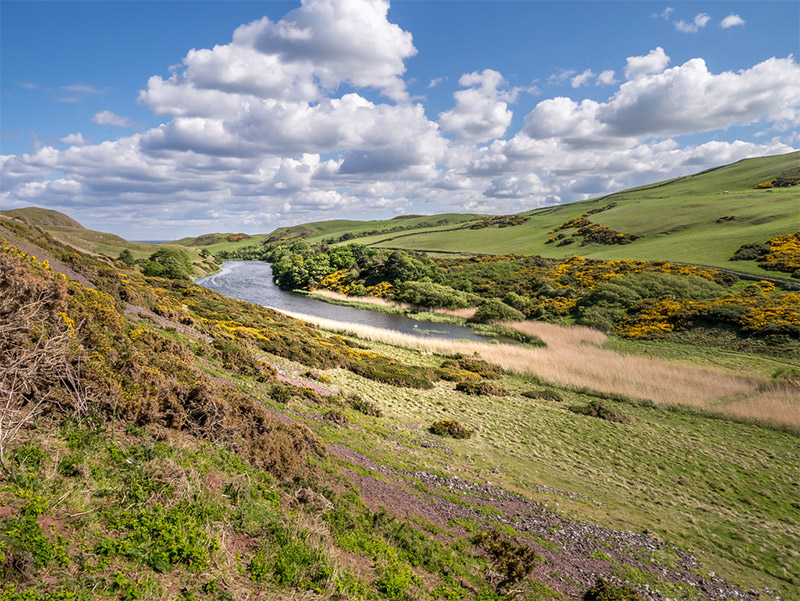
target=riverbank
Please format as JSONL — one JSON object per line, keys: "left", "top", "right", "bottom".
{"left": 304, "top": 289, "right": 545, "bottom": 345}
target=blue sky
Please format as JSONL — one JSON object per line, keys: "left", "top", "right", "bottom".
{"left": 1, "top": 0, "right": 798, "bottom": 238}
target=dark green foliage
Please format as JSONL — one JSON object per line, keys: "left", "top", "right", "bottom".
{"left": 455, "top": 381, "right": 508, "bottom": 396}
{"left": 324, "top": 408, "right": 348, "bottom": 426}
{"left": 350, "top": 358, "right": 437, "bottom": 389}
{"left": 347, "top": 393, "right": 383, "bottom": 417}
{"left": 569, "top": 401, "right": 630, "bottom": 424}
{"left": 583, "top": 578, "right": 643, "bottom": 601}
{"left": 731, "top": 242, "right": 769, "bottom": 261}
{"left": 469, "top": 300, "right": 525, "bottom": 324}
{"left": 470, "top": 530, "right": 540, "bottom": 593}
{"left": 395, "top": 281, "right": 479, "bottom": 309}
{"left": 429, "top": 420, "right": 473, "bottom": 439}
{"left": 269, "top": 384, "right": 293, "bottom": 403}
{"left": 522, "top": 389, "right": 564, "bottom": 402}
{"left": 471, "top": 215, "right": 529, "bottom": 230}
{"left": 117, "top": 249, "right": 136, "bottom": 266}
{"left": 96, "top": 501, "right": 220, "bottom": 572}
{"left": 441, "top": 357, "right": 503, "bottom": 379}
{"left": 141, "top": 248, "right": 195, "bottom": 280}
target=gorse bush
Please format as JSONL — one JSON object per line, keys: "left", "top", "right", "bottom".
{"left": 522, "top": 389, "right": 564, "bottom": 402}
{"left": 583, "top": 577, "right": 643, "bottom": 601}
{"left": 394, "top": 280, "right": 480, "bottom": 309}
{"left": 429, "top": 420, "right": 473, "bottom": 439}
{"left": 569, "top": 401, "right": 630, "bottom": 424}
{"left": 470, "top": 530, "right": 540, "bottom": 593}
{"left": 469, "top": 299, "right": 525, "bottom": 324}
{"left": 455, "top": 381, "right": 508, "bottom": 396}
{"left": 347, "top": 393, "right": 383, "bottom": 417}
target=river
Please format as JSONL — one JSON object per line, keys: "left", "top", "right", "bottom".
{"left": 195, "top": 260, "right": 487, "bottom": 342}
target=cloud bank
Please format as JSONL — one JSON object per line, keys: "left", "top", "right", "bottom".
{"left": 1, "top": 0, "right": 798, "bottom": 237}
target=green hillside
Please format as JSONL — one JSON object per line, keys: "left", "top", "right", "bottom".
{"left": 0, "top": 206, "right": 219, "bottom": 275}
{"left": 366, "top": 152, "right": 799, "bottom": 278}
{"left": 2, "top": 214, "right": 800, "bottom": 601}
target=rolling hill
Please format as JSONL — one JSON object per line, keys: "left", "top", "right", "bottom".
{"left": 215, "top": 151, "right": 796, "bottom": 280}
{"left": 0, "top": 206, "right": 219, "bottom": 275}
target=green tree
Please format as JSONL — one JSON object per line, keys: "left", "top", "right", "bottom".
{"left": 141, "top": 248, "right": 195, "bottom": 280}
{"left": 117, "top": 249, "right": 136, "bottom": 266}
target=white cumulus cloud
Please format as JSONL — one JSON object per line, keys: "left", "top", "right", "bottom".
{"left": 438, "top": 69, "right": 516, "bottom": 143}
{"left": 571, "top": 69, "right": 595, "bottom": 88}
{"left": 59, "top": 133, "right": 89, "bottom": 146}
{"left": 625, "top": 47, "right": 670, "bottom": 80}
{"left": 721, "top": 14, "right": 746, "bottom": 28}
{"left": 675, "top": 12, "right": 711, "bottom": 33}
{"left": 93, "top": 111, "right": 136, "bottom": 128}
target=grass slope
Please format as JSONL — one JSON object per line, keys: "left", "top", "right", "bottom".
{"left": 0, "top": 207, "right": 218, "bottom": 275}
{"left": 2, "top": 219, "right": 799, "bottom": 600}
{"left": 368, "top": 152, "right": 799, "bottom": 278}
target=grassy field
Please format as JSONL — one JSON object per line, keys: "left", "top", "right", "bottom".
{"left": 246, "top": 320, "right": 800, "bottom": 598}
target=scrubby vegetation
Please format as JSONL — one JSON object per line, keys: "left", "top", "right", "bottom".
{"left": 242, "top": 239, "right": 799, "bottom": 357}
{"left": 429, "top": 419, "right": 473, "bottom": 439}
{"left": 3, "top": 203, "right": 800, "bottom": 601}
{"left": 731, "top": 232, "right": 800, "bottom": 277}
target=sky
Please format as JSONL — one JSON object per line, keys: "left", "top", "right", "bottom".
{"left": 1, "top": 0, "right": 798, "bottom": 240}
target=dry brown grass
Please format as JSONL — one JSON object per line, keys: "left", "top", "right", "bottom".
{"left": 311, "top": 289, "right": 477, "bottom": 319}
{"left": 282, "top": 311, "right": 798, "bottom": 430}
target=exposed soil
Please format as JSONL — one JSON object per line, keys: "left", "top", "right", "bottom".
{"left": 326, "top": 444, "right": 760, "bottom": 601}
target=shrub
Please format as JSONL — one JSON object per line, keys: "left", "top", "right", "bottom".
{"left": 226, "top": 233, "right": 251, "bottom": 242}
{"left": 569, "top": 401, "right": 630, "bottom": 424}
{"left": 441, "top": 358, "right": 503, "bottom": 379}
{"left": 583, "top": 578, "right": 643, "bottom": 601}
{"left": 470, "top": 530, "right": 540, "bottom": 593}
{"left": 324, "top": 409, "right": 348, "bottom": 426}
{"left": 141, "top": 248, "right": 195, "bottom": 280}
{"left": 730, "top": 242, "right": 769, "bottom": 261}
{"left": 455, "top": 381, "right": 508, "bottom": 396}
{"left": 347, "top": 393, "right": 383, "bottom": 417}
{"left": 469, "top": 300, "right": 525, "bottom": 324}
{"left": 429, "top": 420, "right": 473, "bottom": 439}
{"left": 395, "top": 281, "right": 479, "bottom": 309}
{"left": 522, "top": 389, "right": 563, "bottom": 402}
{"left": 117, "top": 249, "right": 136, "bottom": 266}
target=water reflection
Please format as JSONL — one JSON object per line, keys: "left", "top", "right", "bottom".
{"left": 196, "top": 261, "right": 487, "bottom": 342}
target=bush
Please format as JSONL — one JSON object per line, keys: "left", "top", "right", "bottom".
{"left": 470, "top": 530, "right": 540, "bottom": 593}
{"left": 583, "top": 578, "right": 643, "bottom": 601}
{"left": 141, "top": 248, "right": 195, "bottom": 280}
{"left": 730, "top": 242, "right": 769, "bottom": 261}
{"left": 324, "top": 409, "right": 348, "bottom": 426}
{"left": 455, "top": 381, "right": 508, "bottom": 396}
{"left": 347, "top": 393, "right": 383, "bottom": 417}
{"left": 395, "top": 281, "right": 479, "bottom": 309}
{"left": 469, "top": 300, "right": 525, "bottom": 324}
{"left": 429, "top": 420, "right": 473, "bottom": 439}
{"left": 569, "top": 401, "right": 630, "bottom": 424}
{"left": 522, "top": 389, "right": 563, "bottom": 402}
{"left": 117, "top": 249, "right": 136, "bottom": 266}
{"left": 441, "top": 357, "right": 503, "bottom": 379}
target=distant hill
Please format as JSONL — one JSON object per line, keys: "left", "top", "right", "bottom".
{"left": 0, "top": 206, "right": 85, "bottom": 229}
{"left": 237, "top": 151, "right": 797, "bottom": 280}
{"left": 0, "top": 206, "right": 219, "bottom": 275}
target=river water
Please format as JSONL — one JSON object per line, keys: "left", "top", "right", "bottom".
{"left": 195, "top": 260, "right": 486, "bottom": 342}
